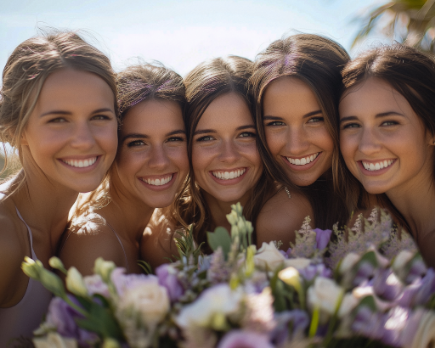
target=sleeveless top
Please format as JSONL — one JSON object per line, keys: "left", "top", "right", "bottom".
{"left": 0, "top": 208, "right": 53, "bottom": 347}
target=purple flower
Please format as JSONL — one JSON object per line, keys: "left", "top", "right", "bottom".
{"left": 156, "top": 264, "right": 184, "bottom": 302}
{"left": 314, "top": 228, "right": 332, "bottom": 250}
{"left": 373, "top": 269, "right": 403, "bottom": 301}
{"left": 110, "top": 267, "right": 154, "bottom": 296}
{"left": 217, "top": 330, "right": 274, "bottom": 348}
{"left": 381, "top": 307, "right": 422, "bottom": 347}
{"left": 279, "top": 248, "right": 292, "bottom": 259}
{"left": 397, "top": 268, "right": 435, "bottom": 308}
{"left": 83, "top": 274, "right": 109, "bottom": 297}
{"left": 299, "top": 264, "right": 332, "bottom": 281}
{"left": 351, "top": 306, "right": 385, "bottom": 340}
{"left": 353, "top": 261, "right": 375, "bottom": 287}
{"left": 271, "top": 310, "right": 309, "bottom": 345}
{"left": 46, "top": 296, "right": 98, "bottom": 347}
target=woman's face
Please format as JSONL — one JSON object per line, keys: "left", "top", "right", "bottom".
{"left": 116, "top": 99, "right": 188, "bottom": 208}
{"left": 339, "top": 77, "right": 434, "bottom": 195}
{"left": 22, "top": 68, "right": 118, "bottom": 193}
{"left": 262, "top": 77, "right": 334, "bottom": 186}
{"left": 192, "top": 92, "right": 262, "bottom": 204}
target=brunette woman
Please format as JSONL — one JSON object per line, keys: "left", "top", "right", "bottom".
{"left": 59, "top": 63, "right": 189, "bottom": 275}
{"left": 0, "top": 32, "right": 119, "bottom": 344}
{"left": 169, "top": 55, "right": 307, "bottom": 251}
{"left": 250, "top": 34, "right": 351, "bottom": 246}
{"left": 339, "top": 44, "right": 435, "bottom": 268}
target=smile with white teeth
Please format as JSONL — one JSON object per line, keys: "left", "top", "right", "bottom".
{"left": 212, "top": 168, "right": 246, "bottom": 180}
{"left": 62, "top": 157, "right": 97, "bottom": 168}
{"left": 286, "top": 153, "right": 320, "bottom": 166}
{"left": 141, "top": 175, "right": 173, "bottom": 186}
{"left": 361, "top": 159, "right": 394, "bottom": 171}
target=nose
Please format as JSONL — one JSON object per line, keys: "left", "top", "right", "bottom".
{"left": 148, "top": 145, "right": 170, "bottom": 170}
{"left": 285, "top": 127, "right": 310, "bottom": 156}
{"left": 358, "top": 127, "right": 382, "bottom": 155}
{"left": 218, "top": 139, "right": 241, "bottom": 164}
{"left": 69, "top": 121, "right": 96, "bottom": 151}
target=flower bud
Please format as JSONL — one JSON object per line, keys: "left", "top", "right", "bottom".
{"left": 49, "top": 257, "right": 67, "bottom": 274}
{"left": 39, "top": 268, "right": 66, "bottom": 298}
{"left": 22, "top": 257, "right": 40, "bottom": 279}
{"left": 66, "top": 267, "right": 88, "bottom": 298}
{"left": 102, "top": 338, "right": 121, "bottom": 348}
{"left": 210, "top": 311, "right": 227, "bottom": 331}
{"left": 279, "top": 267, "right": 301, "bottom": 292}
{"left": 226, "top": 210, "right": 238, "bottom": 226}
{"left": 94, "top": 257, "right": 116, "bottom": 282}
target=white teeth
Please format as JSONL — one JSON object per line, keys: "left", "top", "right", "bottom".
{"left": 286, "top": 153, "right": 320, "bottom": 166}
{"left": 63, "top": 157, "right": 97, "bottom": 168}
{"left": 142, "top": 175, "right": 173, "bottom": 186}
{"left": 212, "top": 169, "right": 246, "bottom": 180}
{"left": 362, "top": 160, "right": 394, "bottom": 171}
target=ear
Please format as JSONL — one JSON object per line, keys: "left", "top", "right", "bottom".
{"left": 20, "top": 131, "right": 29, "bottom": 146}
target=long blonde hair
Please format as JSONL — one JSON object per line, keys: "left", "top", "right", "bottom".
{"left": 0, "top": 31, "right": 118, "bottom": 193}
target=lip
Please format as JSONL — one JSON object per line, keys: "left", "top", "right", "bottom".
{"left": 57, "top": 155, "right": 101, "bottom": 173}
{"left": 138, "top": 172, "right": 177, "bottom": 191}
{"left": 282, "top": 152, "right": 322, "bottom": 172}
{"left": 357, "top": 159, "right": 397, "bottom": 176}
{"left": 209, "top": 167, "right": 248, "bottom": 186}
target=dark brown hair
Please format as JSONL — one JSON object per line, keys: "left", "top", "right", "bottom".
{"left": 176, "top": 56, "right": 275, "bottom": 249}
{"left": 0, "top": 31, "right": 118, "bottom": 190}
{"left": 249, "top": 34, "right": 350, "bottom": 228}
{"left": 340, "top": 44, "right": 435, "bottom": 228}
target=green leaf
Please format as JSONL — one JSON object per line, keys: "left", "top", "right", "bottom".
{"left": 137, "top": 260, "right": 153, "bottom": 275}
{"left": 356, "top": 295, "right": 377, "bottom": 312}
{"left": 207, "top": 226, "right": 232, "bottom": 259}
{"left": 76, "top": 301, "right": 124, "bottom": 340}
{"left": 270, "top": 269, "right": 287, "bottom": 312}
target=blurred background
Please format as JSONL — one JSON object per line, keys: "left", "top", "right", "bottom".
{"left": 1, "top": 0, "right": 435, "bottom": 176}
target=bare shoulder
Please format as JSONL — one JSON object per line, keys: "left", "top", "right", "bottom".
{"left": 141, "top": 209, "right": 179, "bottom": 270}
{"left": 58, "top": 215, "right": 124, "bottom": 276}
{"left": 256, "top": 188, "right": 313, "bottom": 249}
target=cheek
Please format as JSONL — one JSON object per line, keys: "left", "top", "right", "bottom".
{"left": 116, "top": 150, "right": 145, "bottom": 177}
{"left": 168, "top": 147, "right": 189, "bottom": 173}
{"left": 314, "top": 128, "right": 334, "bottom": 153}
{"left": 339, "top": 133, "right": 357, "bottom": 164}
{"left": 94, "top": 124, "right": 118, "bottom": 153}
{"left": 264, "top": 128, "right": 285, "bottom": 156}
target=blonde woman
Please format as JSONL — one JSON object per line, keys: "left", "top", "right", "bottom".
{"left": 0, "top": 32, "right": 119, "bottom": 344}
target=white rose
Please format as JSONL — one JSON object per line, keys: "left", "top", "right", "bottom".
{"left": 284, "top": 258, "right": 311, "bottom": 270}
{"left": 254, "top": 242, "right": 286, "bottom": 271}
{"left": 408, "top": 310, "right": 435, "bottom": 348}
{"left": 307, "top": 277, "right": 358, "bottom": 324}
{"left": 339, "top": 253, "right": 361, "bottom": 274}
{"left": 177, "top": 284, "right": 242, "bottom": 329}
{"left": 117, "top": 276, "right": 169, "bottom": 326}
{"left": 33, "top": 333, "right": 77, "bottom": 348}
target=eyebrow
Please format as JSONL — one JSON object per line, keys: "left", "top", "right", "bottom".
{"left": 194, "top": 125, "right": 255, "bottom": 135}
{"left": 340, "top": 111, "right": 405, "bottom": 124}
{"left": 122, "top": 129, "right": 185, "bottom": 142}
{"left": 40, "top": 108, "right": 114, "bottom": 118}
{"left": 263, "top": 110, "right": 322, "bottom": 120}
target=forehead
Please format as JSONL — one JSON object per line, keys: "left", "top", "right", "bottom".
{"left": 37, "top": 68, "right": 114, "bottom": 110}
{"left": 121, "top": 99, "right": 183, "bottom": 133}
{"left": 262, "top": 76, "right": 320, "bottom": 114}
{"left": 339, "top": 78, "right": 411, "bottom": 116}
{"left": 197, "top": 92, "right": 252, "bottom": 129}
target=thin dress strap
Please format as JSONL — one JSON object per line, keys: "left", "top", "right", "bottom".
{"left": 15, "top": 207, "right": 37, "bottom": 259}
{"left": 106, "top": 221, "right": 129, "bottom": 271}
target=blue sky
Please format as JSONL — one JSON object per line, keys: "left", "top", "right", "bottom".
{"left": 0, "top": 0, "right": 390, "bottom": 77}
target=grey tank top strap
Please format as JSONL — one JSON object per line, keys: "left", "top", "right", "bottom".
{"left": 0, "top": 208, "right": 53, "bottom": 347}
{"left": 106, "top": 221, "right": 129, "bottom": 271}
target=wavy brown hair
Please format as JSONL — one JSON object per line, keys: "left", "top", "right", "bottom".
{"left": 249, "top": 34, "right": 350, "bottom": 228}
{"left": 0, "top": 31, "right": 118, "bottom": 193}
{"left": 176, "top": 56, "right": 275, "bottom": 249}
{"left": 340, "top": 44, "right": 435, "bottom": 230}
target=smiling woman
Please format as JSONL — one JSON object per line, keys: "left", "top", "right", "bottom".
{"left": 0, "top": 31, "right": 118, "bottom": 345}
{"left": 339, "top": 44, "right": 435, "bottom": 268}
{"left": 59, "top": 62, "right": 188, "bottom": 275}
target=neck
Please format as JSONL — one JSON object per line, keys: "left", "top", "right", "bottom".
{"left": 203, "top": 190, "right": 250, "bottom": 232}
{"left": 386, "top": 169, "right": 435, "bottom": 238}
{"left": 102, "top": 176, "right": 154, "bottom": 243}
{"left": 11, "top": 169, "right": 78, "bottom": 247}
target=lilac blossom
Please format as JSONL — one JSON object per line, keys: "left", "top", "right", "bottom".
{"left": 46, "top": 296, "right": 98, "bottom": 347}
{"left": 314, "top": 228, "right": 332, "bottom": 250}
{"left": 156, "top": 263, "right": 184, "bottom": 302}
{"left": 217, "top": 330, "right": 274, "bottom": 348}
{"left": 271, "top": 310, "right": 309, "bottom": 345}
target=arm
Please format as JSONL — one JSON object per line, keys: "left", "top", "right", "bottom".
{"left": 256, "top": 189, "right": 313, "bottom": 250}
{"left": 0, "top": 217, "right": 29, "bottom": 307}
{"left": 58, "top": 223, "right": 126, "bottom": 276}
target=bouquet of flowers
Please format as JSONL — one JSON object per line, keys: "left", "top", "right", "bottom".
{"left": 23, "top": 204, "right": 435, "bottom": 348}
